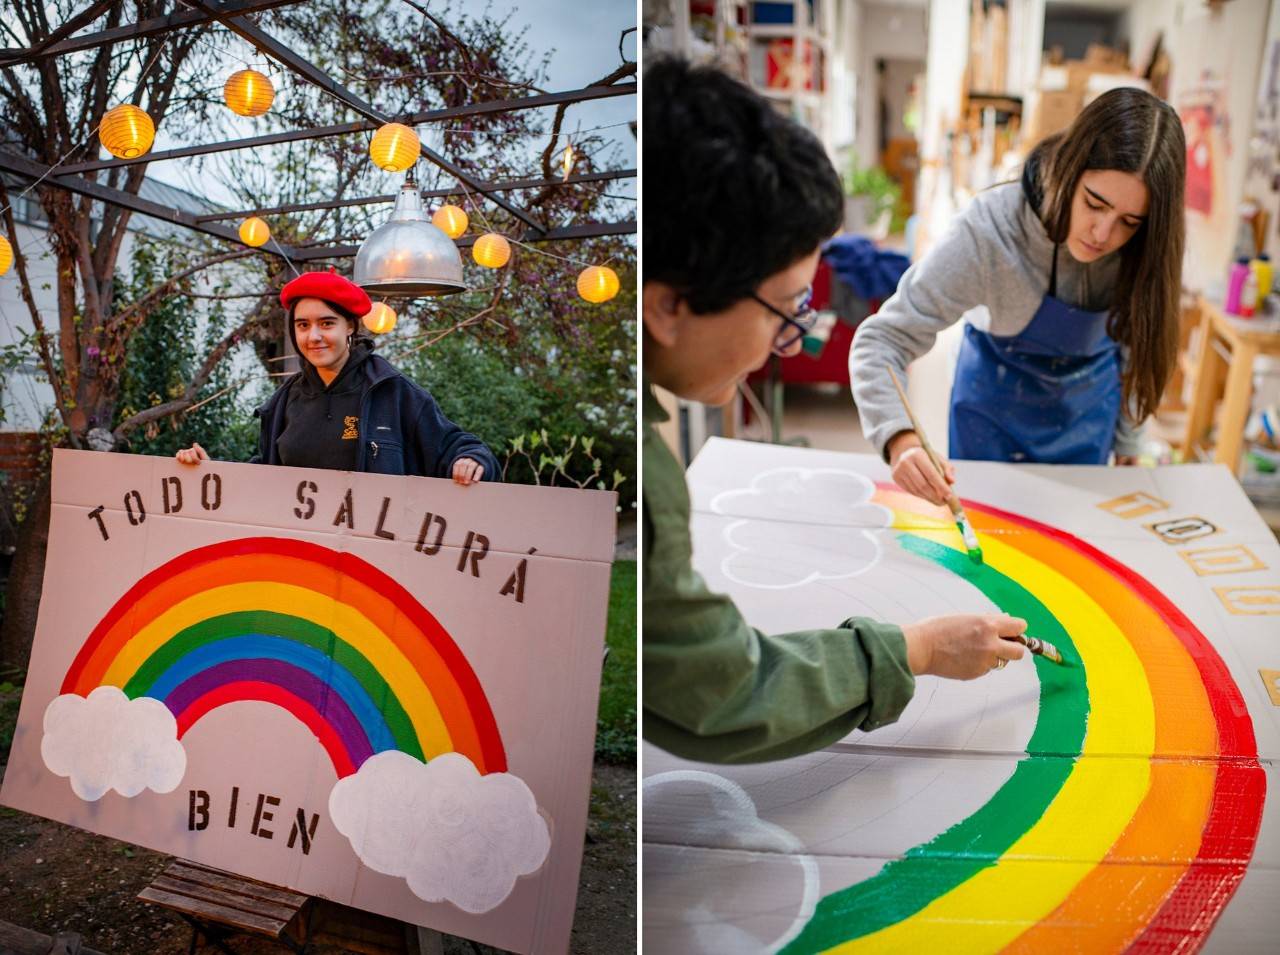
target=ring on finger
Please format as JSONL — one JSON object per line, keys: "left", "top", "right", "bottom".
{"left": 994, "top": 658, "right": 1007, "bottom": 671}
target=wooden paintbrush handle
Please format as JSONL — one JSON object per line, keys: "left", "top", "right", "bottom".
{"left": 887, "top": 366, "right": 949, "bottom": 481}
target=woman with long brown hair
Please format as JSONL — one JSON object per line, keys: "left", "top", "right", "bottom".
{"left": 851, "top": 87, "right": 1185, "bottom": 505}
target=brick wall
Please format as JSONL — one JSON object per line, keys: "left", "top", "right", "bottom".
{"left": 0, "top": 431, "right": 45, "bottom": 556}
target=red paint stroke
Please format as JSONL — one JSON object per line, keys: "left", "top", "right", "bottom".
{"left": 175, "top": 679, "right": 357, "bottom": 779}
{"left": 62, "top": 536, "right": 505, "bottom": 773}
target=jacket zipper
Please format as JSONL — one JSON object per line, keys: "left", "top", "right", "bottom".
{"left": 370, "top": 441, "right": 379, "bottom": 459}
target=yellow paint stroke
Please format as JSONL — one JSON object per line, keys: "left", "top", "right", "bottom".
{"left": 829, "top": 529, "right": 1156, "bottom": 953}
{"left": 99, "top": 582, "right": 454, "bottom": 756}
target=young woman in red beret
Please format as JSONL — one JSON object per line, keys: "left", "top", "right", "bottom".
{"left": 176, "top": 269, "right": 497, "bottom": 483}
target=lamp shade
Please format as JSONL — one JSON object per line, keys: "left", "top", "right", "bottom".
{"left": 100, "top": 104, "right": 155, "bottom": 159}
{"left": 432, "top": 204, "right": 468, "bottom": 239}
{"left": 363, "top": 302, "right": 397, "bottom": 334}
{"left": 239, "top": 217, "right": 270, "bottom": 247}
{"left": 0, "top": 235, "right": 12, "bottom": 276}
{"left": 577, "top": 265, "right": 620, "bottom": 303}
{"left": 370, "top": 123, "right": 420, "bottom": 172}
{"left": 224, "top": 68, "right": 275, "bottom": 116}
{"left": 354, "top": 182, "right": 466, "bottom": 296}
{"left": 472, "top": 233, "right": 511, "bottom": 269}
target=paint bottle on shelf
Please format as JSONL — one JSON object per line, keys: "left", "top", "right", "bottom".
{"left": 1226, "top": 258, "right": 1251, "bottom": 314}
{"left": 1250, "top": 252, "right": 1273, "bottom": 299}
{"left": 1240, "top": 268, "right": 1259, "bottom": 318}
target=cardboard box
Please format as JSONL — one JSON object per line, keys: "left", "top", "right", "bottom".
{"left": 1029, "top": 88, "right": 1083, "bottom": 142}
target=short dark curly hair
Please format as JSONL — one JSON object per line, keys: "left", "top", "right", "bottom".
{"left": 642, "top": 57, "right": 843, "bottom": 314}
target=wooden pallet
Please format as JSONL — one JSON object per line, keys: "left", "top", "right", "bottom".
{"left": 137, "top": 860, "right": 310, "bottom": 954}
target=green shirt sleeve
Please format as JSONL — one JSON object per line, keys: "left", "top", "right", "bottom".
{"left": 641, "top": 385, "right": 915, "bottom": 765}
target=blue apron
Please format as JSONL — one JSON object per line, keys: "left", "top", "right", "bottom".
{"left": 949, "top": 244, "right": 1122, "bottom": 464}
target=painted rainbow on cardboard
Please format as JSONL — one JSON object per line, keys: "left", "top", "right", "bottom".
{"left": 784, "top": 486, "right": 1265, "bottom": 953}
{"left": 60, "top": 537, "right": 505, "bottom": 778}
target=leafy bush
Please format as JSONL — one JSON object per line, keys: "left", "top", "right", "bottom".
{"left": 113, "top": 241, "right": 259, "bottom": 462}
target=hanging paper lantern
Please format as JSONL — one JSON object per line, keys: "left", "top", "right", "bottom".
{"left": 472, "top": 233, "right": 511, "bottom": 269}
{"left": 0, "top": 235, "right": 12, "bottom": 276}
{"left": 577, "top": 265, "right": 620, "bottom": 303}
{"left": 223, "top": 68, "right": 275, "bottom": 117}
{"left": 363, "top": 302, "right": 398, "bottom": 334}
{"left": 562, "top": 142, "right": 574, "bottom": 181}
{"left": 432, "top": 204, "right": 468, "bottom": 239}
{"left": 100, "top": 104, "right": 155, "bottom": 159}
{"left": 239, "top": 216, "right": 270, "bottom": 247}
{"left": 370, "top": 123, "right": 420, "bottom": 172}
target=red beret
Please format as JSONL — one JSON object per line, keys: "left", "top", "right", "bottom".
{"left": 280, "top": 267, "right": 371, "bottom": 317}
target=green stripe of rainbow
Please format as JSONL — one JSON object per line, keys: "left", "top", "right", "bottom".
{"left": 783, "top": 487, "right": 1263, "bottom": 953}
{"left": 60, "top": 537, "right": 505, "bottom": 777}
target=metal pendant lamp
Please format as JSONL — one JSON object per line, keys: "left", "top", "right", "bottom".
{"left": 354, "top": 173, "right": 466, "bottom": 296}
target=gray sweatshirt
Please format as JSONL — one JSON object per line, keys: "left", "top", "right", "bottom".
{"left": 849, "top": 179, "right": 1143, "bottom": 459}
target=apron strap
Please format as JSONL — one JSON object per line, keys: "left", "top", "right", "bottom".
{"left": 1049, "top": 243, "right": 1059, "bottom": 299}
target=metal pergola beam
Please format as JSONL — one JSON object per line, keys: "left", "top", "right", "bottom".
{"left": 194, "top": 168, "right": 637, "bottom": 221}
{"left": 0, "top": 0, "right": 119, "bottom": 67}
{"left": 56, "top": 83, "right": 634, "bottom": 176}
{"left": 293, "top": 219, "right": 636, "bottom": 262}
{"left": 0, "top": 0, "right": 306, "bottom": 65}
{"left": 187, "top": 2, "right": 546, "bottom": 233}
{"left": 0, "top": 149, "right": 303, "bottom": 260}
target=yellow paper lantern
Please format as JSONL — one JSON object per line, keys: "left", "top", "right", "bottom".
{"left": 100, "top": 104, "right": 155, "bottom": 159}
{"left": 239, "top": 216, "right": 270, "bottom": 247}
{"left": 432, "top": 204, "right": 468, "bottom": 239}
{"left": 224, "top": 68, "right": 275, "bottom": 117}
{"left": 577, "top": 265, "right": 620, "bottom": 303}
{"left": 363, "top": 302, "right": 398, "bottom": 334}
{"left": 0, "top": 235, "right": 12, "bottom": 276}
{"left": 370, "top": 122, "right": 420, "bottom": 172}
{"left": 472, "top": 233, "right": 511, "bottom": 269}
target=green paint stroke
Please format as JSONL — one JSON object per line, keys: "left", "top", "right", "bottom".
{"left": 782, "top": 533, "right": 1090, "bottom": 953}
{"left": 122, "top": 609, "right": 423, "bottom": 759}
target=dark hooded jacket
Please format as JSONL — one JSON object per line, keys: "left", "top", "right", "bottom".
{"left": 251, "top": 338, "right": 499, "bottom": 479}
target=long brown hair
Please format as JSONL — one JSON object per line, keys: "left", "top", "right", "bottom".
{"left": 1031, "top": 87, "right": 1185, "bottom": 422}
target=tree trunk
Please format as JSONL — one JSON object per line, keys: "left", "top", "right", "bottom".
{"left": 0, "top": 475, "right": 51, "bottom": 678}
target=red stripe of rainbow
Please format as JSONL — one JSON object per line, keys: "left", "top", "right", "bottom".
{"left": 867, "top": 489, "right": 1264, "bottom": 950}
{"left": 60, "top": 537, "right": 506, "bottom": 775}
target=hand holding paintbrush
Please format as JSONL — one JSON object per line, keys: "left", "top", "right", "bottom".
{"left": 886, "top": 367, "right": 983, "bottom": 564}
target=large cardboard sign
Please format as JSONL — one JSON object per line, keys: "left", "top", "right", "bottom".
{"left": 1, "top": 450, "right": 616, "bottom": 954}
{"left": 644, "top": 438, "right": 1279, "bottom": 953}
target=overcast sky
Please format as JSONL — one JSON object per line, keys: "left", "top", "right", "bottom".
{"left": 148, "top": 0, "right": 636, "bottom": 216}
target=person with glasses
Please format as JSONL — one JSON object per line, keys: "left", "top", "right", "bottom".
{"left": 642, "top": 57, "right": 1028, "bottom": 765}
{"left": 851, "top": 88, "right": 1185, "bottom": 506}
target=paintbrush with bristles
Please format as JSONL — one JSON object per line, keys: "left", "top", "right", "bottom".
{"left": 886, "top": 367, "right": 983, "bottom": 564}
{"left": 1006, "top": 633, "right": 1067, "bottom": 666}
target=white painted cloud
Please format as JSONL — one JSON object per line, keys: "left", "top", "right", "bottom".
{"left": 709, "top": 468, "right": 890, "bottom": 589}
{"left": 643, "top": 771, "right": 818, "bottom": 954}
{"left": 329, "top": 750, "right": 550, "bottom": 914}
{"left": 41, "top": 686, "right": 187, "bottom": 801}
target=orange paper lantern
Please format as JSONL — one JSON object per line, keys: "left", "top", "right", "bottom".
{"left": 239, "top": 217, "right": 270, "bottom": 247}
{"left": 0, "top": 235, "right": 12, "bottom": 276}
{"left": 363, "top": 302, "right": 398, "bottom": 334}
{"left": 100, "top": 104, "right": 155, "bottom": 159}
{"left": 370, "top": 123, "right": 420, "bottom": 172}
{"left": 577, "top": 265, "right": 620, "bottom": 303}
{"left": 432, "top": 204, "right": 468, "bottom": 239}
{"left": 472, "top": 233, "right": 511, "bottom": 269}
{"left": 224, "top": 68, "right": 275, "bottom": 117}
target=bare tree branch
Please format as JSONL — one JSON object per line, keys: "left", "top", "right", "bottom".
{"left": 107, "top": 246, "right": 261, "bottom": 334}
{"left": 112, "top": 291, "right": 274, "bottom": 443}
{"left": 0, "top": 181, "right": 71, "bottom": 424}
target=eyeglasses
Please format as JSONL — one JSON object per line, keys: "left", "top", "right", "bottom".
{"left": 750, "top": 286, "right": 817, "bottom": 354}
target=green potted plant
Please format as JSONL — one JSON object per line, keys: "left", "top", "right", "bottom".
{"left": 843, "top": 155, "right": 902, "bottom": 239}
